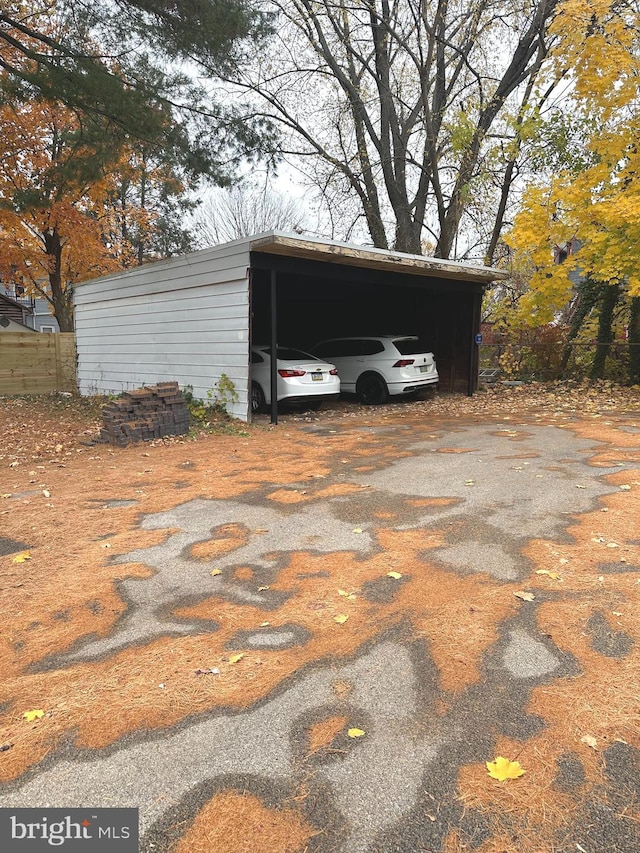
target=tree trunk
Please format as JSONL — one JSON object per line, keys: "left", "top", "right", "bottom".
{"left": 559, "top": 277, "right": 600, "bottom": 378}
{"left": 590, "top": 282, "right": 620, "bottom": 380}
{"left": 628, "top": 296, "right": 640, "bottom": 385}
{"left": 43, "top": 227, "right": 74, "bottom": 332}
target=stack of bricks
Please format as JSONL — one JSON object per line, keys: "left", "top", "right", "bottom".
{"left": 95, "top": 382, "right": 190, "bottom": 446}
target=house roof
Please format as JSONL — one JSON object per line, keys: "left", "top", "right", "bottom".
{"left": 0, "top": 291, "right": 33, "bottom": 327}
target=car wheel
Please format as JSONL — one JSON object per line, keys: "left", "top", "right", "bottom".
{"left": 251, "top": 382, "right": 266, "bottom": 414}
{"left": 356, "top": 373, "right": 389, "bottom": 405}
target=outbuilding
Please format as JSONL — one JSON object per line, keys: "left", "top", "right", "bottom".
{"left": 74, "top": 231, "right": 507, "bottom": 421}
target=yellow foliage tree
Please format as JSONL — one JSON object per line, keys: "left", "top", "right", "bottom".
{"left": 507, "top": 0, "right": 640, "bottom": 323}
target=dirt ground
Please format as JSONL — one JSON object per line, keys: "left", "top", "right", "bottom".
{"left": 0, "top": 382, "right": 639, "bottom": 853}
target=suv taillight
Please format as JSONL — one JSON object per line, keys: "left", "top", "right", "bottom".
{"left": 278, "top": 369, "right": 306, "bottom": 377}
{"left": 392, "top": 359, "right": 415, "bottom": 367}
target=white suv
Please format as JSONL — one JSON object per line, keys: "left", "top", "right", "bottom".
{"left": 312, "top": 336, "right": 438, "bottom": 405}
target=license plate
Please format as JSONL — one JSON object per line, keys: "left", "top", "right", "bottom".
{"left": 312, "top": 372, "right": 324, "bottom": 381}
{"left": 419, "top": 365, "right": 430, "bottom": 373}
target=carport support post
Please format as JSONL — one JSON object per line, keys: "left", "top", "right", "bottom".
{"left": 467, "top": 290, "right": 482, "bottom": 397}
{"left": 270, "top": 270, "right": 278, "bottom": 424}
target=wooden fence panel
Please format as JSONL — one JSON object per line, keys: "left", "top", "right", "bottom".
{"left": 0, "top": 333, "right": 77, "bottom": 395}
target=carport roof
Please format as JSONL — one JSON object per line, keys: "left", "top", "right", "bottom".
{"left": 249, "top": 231, "right": 509, "bottom": 283}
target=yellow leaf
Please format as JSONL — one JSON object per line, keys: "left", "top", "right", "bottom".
{"left": 228, "top": 653, "right": 244, "bottom": 664}
{"left": 486, "top": 756, "right": 525, "bottom": 781}
{"left": 338, "top": 589, "right": 356, "bottom": 599}
{"left": 352, "top": 527, "right": 363, "bottom": 534}
{"left": 210, "top": 569, "right": 222, "bottom": 576}
{"left": 23, "top": 709, "right": 44, "bottom": 722}
{"left": 334, "top": 614, "right": 349, "bottom": 624}
{"left": 580, "top": 734, "right": 598, "bottom": 750}
{"left": 535, "top": 570, "right": 562, "bottom": 580}
{"left": 387, "top": 571, "right": 402, "bottom": 580}
{"left": 12, "top": 551, "right": 31, "bottom": 563}
{"left": 514, "top": 591, "right": 535, "bottom": 601}
{"left": 348, "top": 728, "right": 365, "bottom": 738}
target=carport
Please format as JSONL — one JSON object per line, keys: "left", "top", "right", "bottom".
{"left": 74, "top": 231, "right": 507, "bottom": 422}
{"left": 248, "top": 234, "right": 506, "bottom": 421}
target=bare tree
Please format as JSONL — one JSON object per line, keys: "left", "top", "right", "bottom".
{"left": 192, "top": 181, "right": 307, "bottom": 245}
{"left": 220, "top": 0, "right": 561, "bottom": 258}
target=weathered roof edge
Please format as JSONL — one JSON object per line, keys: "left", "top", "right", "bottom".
{"left": 249, "top": 231, "right": 509, "bottom": 283}
{"left": 76, "top": 229, "right": 509, "bottom": 289}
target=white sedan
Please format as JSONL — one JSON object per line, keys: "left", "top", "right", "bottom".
{"left": 251, "top": 345, "right": 340, "bottom": 414}
{"left": 311, "top": 335, "right": 438, "bottom": 404}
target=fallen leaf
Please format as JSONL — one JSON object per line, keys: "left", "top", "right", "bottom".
{"left": 619, "top": 484, "right": 631, "bottom": 490}
{"left": 257, "top": 585, "right": 270, "bottom": 591}
{"left": 514, "top": 591, "right": 535, "bottom": 601}
{"left": 42, "top": 490, "right": 50, "bottom": 498}
{"left": 0, "top": 743, "right": 13, "bottom": 752}
{"left": 195, "top": 668, "right": 220, "bottom": 676}
{"left": 334, "top": 614, "right": 349, "bottom": 624}
{"left": 228, "top": 653, "right": 244, "bottom": 664}
{"left": 352, "top": 527, "right": 363, "bottom": 534}
{"left": 338, "top": 589, "right": 357, "bottom": 600}
{"left": 580, "top": 735, "right": 598, "bottom": 749}
{"left": 259, "top": 621, "right": 270, "bottom": 627}
{"left": 576, "top": 484, "right": 586, "bottom": 489}
{"left": 1, "top": 493, "right": 11, "bottom": 499}
{"left": 23, "top": 710, "right": 44, "bottom": 722}
{"left": 486, "top": 756, "right": 525, "bottom": 781}
{"left": 348, "top": 728, "right": 365, "bottom": 738}
{"left": 12, "top": 551, "right": 31, "bottom": 563}
{"left": 210, "top": 569, "right": 222, "bottom": 576}
{"left": 535, "top": 570, "right": 562, "bottom": 580}
{"left": 387, "top": 571, "right": 403, "bottom": 580}
{"left": 606, "top": 542, "right": 619, "bottom": 549}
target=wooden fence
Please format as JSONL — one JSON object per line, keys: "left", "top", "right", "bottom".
{"left": 0, "top": 333, "right": 77, "bottom": 395}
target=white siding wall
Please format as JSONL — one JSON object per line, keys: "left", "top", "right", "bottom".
{"left": 74, "top": 242, "right": 251, "bottom": 420}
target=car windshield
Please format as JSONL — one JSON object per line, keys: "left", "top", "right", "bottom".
{"left": 393, "top": 337, "right": 427, "bottom": 355}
